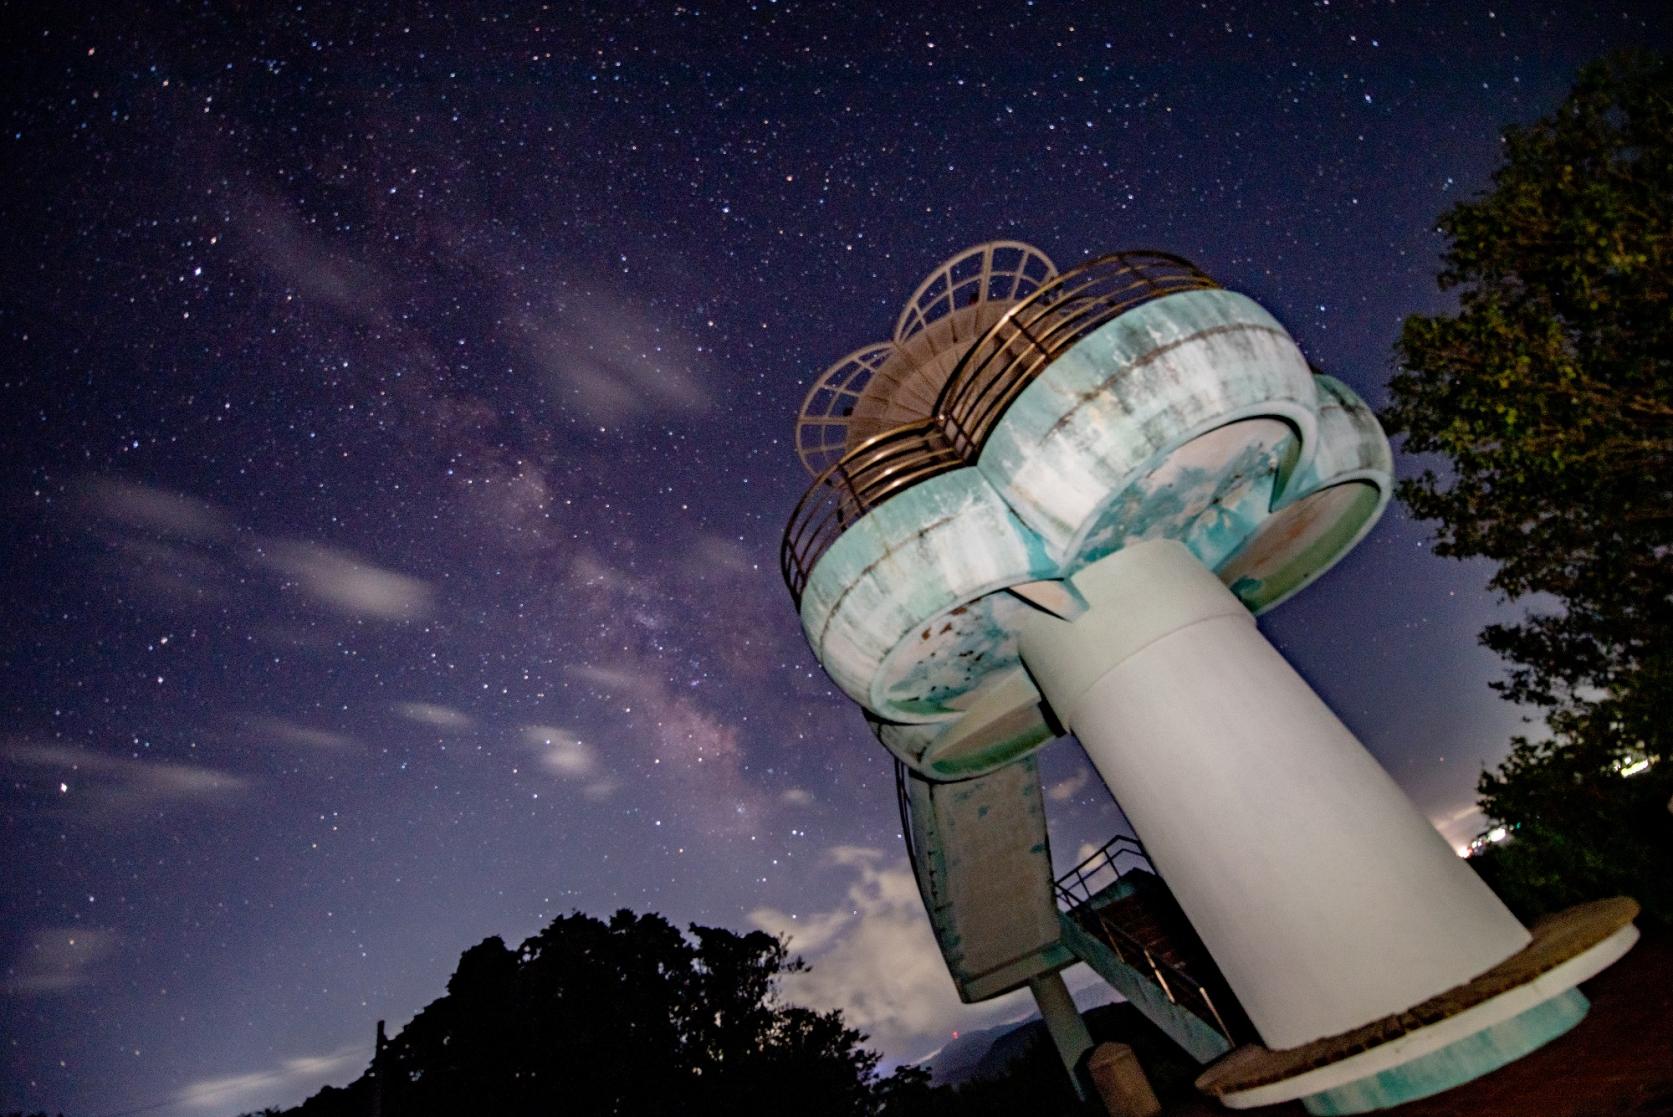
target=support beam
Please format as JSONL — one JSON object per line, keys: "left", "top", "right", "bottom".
{"left": 1028, "top": 971, "right": 1094, "bottom": 1100}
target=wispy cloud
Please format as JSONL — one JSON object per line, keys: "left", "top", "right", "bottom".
{"left": 514, "top": 291, "right": 710, "bottom": 425}
{"left": 79, "top": 477, "right": 438, "bottom": 625}
{"left": 243, "top": 717, "right": 356, "bottom": 751}
{"left": 1046, "top": 769, "right": 1090, "bottom": 802}
{"left": 749, "top": 847, "right": 1032, "bottom": 1059}
{"left": 780, "top": 788, "right": 814, "bottom": 807}
{"left": 3, "top": 927, "right": 119, "bottom": 995}
{"left": 4, "top": 740, "right": 249, "bottom": 819}
{"left": 254, "top": 539, "right": 433, "bottom": 621}
{"left": 394, "top": 702, "right": 473, "bottom": 731}
{"left": 521, "top": 724, "right": 615, "bottom": 800}
{"left": 173, "top": 1043, "right": 365, "bottom": 1112}
{"left": 80, "top": 477, "right": 234, "bottom": 542}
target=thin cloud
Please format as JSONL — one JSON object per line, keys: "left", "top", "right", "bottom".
{"left": 521, "top": 724, "right": 615, "bottom": 799}
{"left": 79, "top": 477, "right": 439, "bottom": 626}
{"left": 254, "top": 540, "right": 433, "bottom": 621}
{"left": 394, "top": 702, "right": 474, "bottom": 731}
{"left": 749, "top": 847, "right": 1032, "bottom": 1059}
{"left": 244, "top": 717, "right": 356, "bottom": 750}
{"left": 3, "top": 927, "right": 119, "bottom": 995}
{"left": 174, "top": 1043, "right": 364, "bottom": 1112}
{"left": 1046, "top": 769, "right": 1090, "bottom": 802}
{"left": 4, "top": 740, "right": 249, "bottom": 818}
{"left": 515, "top": 290, "right": 711, "bottom": 425}
{"left": 780, "top": 788, "right": 814, "bottom": 807}
{"left": 80, "top": 477, "right": 234, "bottom": 543}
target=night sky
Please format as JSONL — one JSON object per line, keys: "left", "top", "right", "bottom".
{"left": 3, "top": 4, "right": 1668, "bottom": 1114}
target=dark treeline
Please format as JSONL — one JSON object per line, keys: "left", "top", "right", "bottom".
{"left": 242, "top": 908, "right": 1193, "bottom": 1117}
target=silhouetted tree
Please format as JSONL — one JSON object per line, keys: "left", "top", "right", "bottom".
{"left": 1381, "top": 52, "right": 1673, "bottom": 923}
{"left": 283, "top": 909, "right": 931, "bottom": 1117}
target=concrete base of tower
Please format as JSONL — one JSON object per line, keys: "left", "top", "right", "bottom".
{"left": 1198, "top": 900, "right": 1638, "bottom": 1112}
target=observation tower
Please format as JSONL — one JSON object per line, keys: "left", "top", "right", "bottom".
{"left": 781, "top": 242, "right": 1639, "bottom": 1113}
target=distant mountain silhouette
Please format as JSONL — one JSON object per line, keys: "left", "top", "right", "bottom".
{"left": 926, "top": 1000, "right": 1201, "bottom": 1100}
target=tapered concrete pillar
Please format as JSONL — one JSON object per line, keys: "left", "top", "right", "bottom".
{"left": 1029, "top": 971, "right": 1094, "bottom": 1099}
{"left": 1018, "top": 539, "right": 1531, "bottom": 1050}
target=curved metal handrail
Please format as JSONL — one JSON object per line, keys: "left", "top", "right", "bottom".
{"left": 780, "top": 419, "right": 960, "bottom": 603}
{"left": 935, "top": 251, "right": 1219, "bottom": 457}
{"left": 782, "top": 251, "right": 1220, "bottom": 606}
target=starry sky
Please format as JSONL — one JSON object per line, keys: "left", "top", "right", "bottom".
{"left": 3, "top": 3, "right": 1668, "bottom": 1114}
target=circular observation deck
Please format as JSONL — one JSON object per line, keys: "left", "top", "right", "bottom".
{"left": 783, "top": 244, "right": 1392, "bottom": 779}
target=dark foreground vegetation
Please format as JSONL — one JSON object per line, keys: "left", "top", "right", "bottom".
{"left": 238, "top": 908, "right": 1200, "bottom": 1117}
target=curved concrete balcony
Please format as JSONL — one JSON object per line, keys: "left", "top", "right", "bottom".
{"left": 781, "top": 251, "right": 1391, "bottom": 778}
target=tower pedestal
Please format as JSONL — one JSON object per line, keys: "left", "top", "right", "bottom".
{"left": 1018, "top": 539, "right": 1531, "bottom": 1048}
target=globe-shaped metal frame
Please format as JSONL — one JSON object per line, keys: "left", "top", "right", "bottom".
{"left": 793, "top": 241, "right": 1058, "bottom": 478}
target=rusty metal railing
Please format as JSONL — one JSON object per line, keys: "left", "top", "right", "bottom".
{"left": 781, "top": 251, "right": 1220, "bottom": 606}
{"left": 780, "top": 419, "right": 960, "bottom": 603}
{"left": 936, "top": 251, "right": 1219, "bottom": 458}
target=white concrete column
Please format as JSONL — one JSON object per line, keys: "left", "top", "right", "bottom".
{"left": 1029, "top": 970, "right": 1094, "bottom": 1098}
{"left": 1018, "top": 539, "right": 1530, "bottom": 1050}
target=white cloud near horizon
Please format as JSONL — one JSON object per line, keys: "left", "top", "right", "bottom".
{"left": 749, "top": 846, "right": 1032, "bottom": 1060}
{"left": 174, "top": 1043, "right": 365, "bottom": 1113}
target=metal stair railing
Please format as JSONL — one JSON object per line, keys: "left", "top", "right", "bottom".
{"left": 1054, "top": 835, "right": 1234, "bottom": 1041}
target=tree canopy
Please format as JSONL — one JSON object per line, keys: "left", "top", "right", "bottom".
{"left": 1381, "top": 52, "right": 1672, "bottom": 921}
{"left": 278, "top": 909, "right": 930, "bottom": 1117}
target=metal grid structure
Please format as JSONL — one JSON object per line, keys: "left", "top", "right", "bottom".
{"left": 794, "top": 342, "right": 897, "bottom": 478}
{"left": 782, "top": 250, "right": 1221, "bottom": 604}
{"left": 893, "top": 241, "right": 1058, "bottom": 345}
{"left": 780, "top": 419, "right": 957, "bottom": 603}
{"left": 793, "top": 243, "right": 1058, "bottom": 479}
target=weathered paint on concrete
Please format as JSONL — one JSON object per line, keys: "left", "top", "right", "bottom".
{"left": 797, "top": 288, "right": 1393, "bottom": 777}
{"left": 798, "top": 468, "right": 1057, "bottom": 722}
{"left": 872, "top": 668, "right": 1055, "bottom": 780}
{"left": 979, "top": 288, "right": 1319, "bottom": 557}
{"left": 904, "top": 757, "right": 1072, "bottom": 1002}
{"left": 1298, "top": 989, "right": 1589, "bottom": 1116}
{"left": 1220, "top": 374, "right": 1393, "bottom": 613}
{"left": 1074, "top": 417, "right": 1295, "bottom": 572}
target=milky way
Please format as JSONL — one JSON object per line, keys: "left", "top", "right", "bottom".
{"left": 3, "top": 4, "right": 1667, "bottom": 1114}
